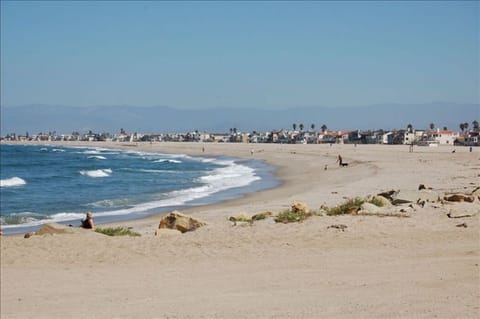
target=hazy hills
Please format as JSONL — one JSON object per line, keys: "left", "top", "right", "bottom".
{"left": 1, "top": 103, "right": 478, "bottom": 135}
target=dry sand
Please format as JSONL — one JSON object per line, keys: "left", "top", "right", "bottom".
{"left": 1, "top": 142, "right": 479, "bottom": 319}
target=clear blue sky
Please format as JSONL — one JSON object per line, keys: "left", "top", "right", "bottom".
{"left": 1, "top": 1, "right": 478, "bottom": 109}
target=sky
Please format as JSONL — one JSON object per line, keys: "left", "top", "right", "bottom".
{"left": 1, "top": 1, "right": 478, "bottom": 109}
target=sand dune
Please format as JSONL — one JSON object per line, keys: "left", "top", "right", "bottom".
{"left": 1, "top": 142, "right": 479, "bottom": 318}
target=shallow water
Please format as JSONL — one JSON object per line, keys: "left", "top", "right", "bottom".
{"left": 0, "top": 144, "right": 279, "bottom": 234}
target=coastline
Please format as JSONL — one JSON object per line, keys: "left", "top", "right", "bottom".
{"left": 0, "top": 142, "right": 280, "bottom": 235}
{"left": 1, "top": 141, "right": 479, "bottom": 318}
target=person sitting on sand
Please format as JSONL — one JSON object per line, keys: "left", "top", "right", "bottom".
{"left": 81, "top": 212, "right": 95, "bottom": 230}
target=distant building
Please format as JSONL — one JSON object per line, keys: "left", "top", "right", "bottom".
{"left": 423, "top": 129, "right": 458, "bottom": 145}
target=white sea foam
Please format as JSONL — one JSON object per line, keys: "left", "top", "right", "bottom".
{"left": 154, "top": 159, "right": 182, "bottom": 164}
{"left": 90, "top": 198, "right": 131, "bottom": 208}
{"left": 0, "top": 177, "right": 27, "bottom": 188}
{"left": 83, "top": 150, "right": 101, "bottom": 155}
{"left": 199, "top": 160, "right": 260, "bottom": 190}
{"left": 88, "top": 155, "right": 107, "bottom": 160}
{"left": 80, "top": 169, "right": 112, "bottom": 178}
{"left": 46, "top": 160, "right": 261, "bottom": 221}
{"left": 0, "top": 212, "right": 45, "bottom": 226}
{"left": 52, "top": 148, "right": 65, "bottom": 152}
{"left": 83, "top": 160, "right": 261, "bottom": 218}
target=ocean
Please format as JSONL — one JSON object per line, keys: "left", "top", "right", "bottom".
{"left": 0, "top": 144, "right": 278, "bottom": 235}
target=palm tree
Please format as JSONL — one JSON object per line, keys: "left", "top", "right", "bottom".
{"left": 464, "top": 122, "right": 469, "bottom": 132}
{"left": 443, "top": 126, "right": 448, "bottom": 131}
{"left": 310, "top": 124, "right": 315, "bottom": 131}
{"left": 460, "top": 123, "right": 465, "bottom": 132}
{"left": 321, "top": 124, "right": 327, "bottom": 132}
{"left": 299, "top": 123, "right": 304, "bottom": 132}
{"left": 407, "top": 124, "right": 413, "bottom": 133}
{"left": 292, "top": 123, "right": 297, "bottom": 131}
{"left": 429, "top": 123, "right": 435, "bottom": 130}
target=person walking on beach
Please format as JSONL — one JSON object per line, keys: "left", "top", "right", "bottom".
{"left": 81, "top": 211, "right": 95, "bottom": 230}
{"left": 336, "top": 155, "right": 343, "bottom": 167}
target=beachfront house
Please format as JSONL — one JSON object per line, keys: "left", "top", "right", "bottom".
{"left": 422, "top": 129, "right": 459, "bottom": 145}
{"left": 463, "top": 131, "right": 479, "bottom": 146}
{"left": 403, "top": 129, "right": 424, "bottom": 145}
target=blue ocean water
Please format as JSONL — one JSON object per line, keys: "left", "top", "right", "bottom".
{"left": 0, "top": 144, "right": 278, "bottom": 234}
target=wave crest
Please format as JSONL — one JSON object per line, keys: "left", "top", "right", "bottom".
{"left": 0, "top": 177, "right": 27, "bottom": 188}
{"left": 80, "top": 169, "right": 112, "bottom": 178}
{"left": 154, "top": 159, "right": 182, "bottom": 164}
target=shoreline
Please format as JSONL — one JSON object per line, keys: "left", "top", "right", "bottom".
{"left": 1, "top": 141, "right": 479, "bottom": 318}
{"left": 0, "top": 142, "right": 281, "bottom": 235}
{"left": 3, "top": 141, "right": 380, "bottom": 235}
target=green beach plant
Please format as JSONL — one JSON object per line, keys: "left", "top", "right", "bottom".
{"left": 274, "top": 202, "right": 312, "bottom": 223}
{"left": 367, "top": 196, "right": 386, "bottom": 207}
{"left": 326, "top": 198, "right": 365, "bottom": 216}
{"left": 95, "top": 227, "right": 141, "bottom": 237}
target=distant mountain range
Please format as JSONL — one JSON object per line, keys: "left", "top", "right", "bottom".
{"left": 1, "top": 103, "right": 478, "bottom": 135}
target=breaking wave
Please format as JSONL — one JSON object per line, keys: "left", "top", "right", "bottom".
{"left": 0, "top": 177, "right": 27, "bottom": 188}
{"left": 79, "top": 169, "right": 112, "bottom": 178}
{"left": 154, "top": 159, "right": 182, "bottom": 164}
{"left": 88, "top": 155, "right": 107, "bottom": 160}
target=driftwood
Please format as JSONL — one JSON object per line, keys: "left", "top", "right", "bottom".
{"left": 446, "top": 212, "right": 475, "bottom": 219}
{"left": 327, "top": 224, "right": 348, "bottom": 231}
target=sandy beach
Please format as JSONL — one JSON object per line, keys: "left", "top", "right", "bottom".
{"left": 1, "top": 142, "right": 479, "bottom": 319}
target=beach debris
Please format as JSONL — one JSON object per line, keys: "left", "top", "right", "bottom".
{"left": 390, "top": 189, "right": 440, "bottom": 205}
{"left": 443, "top": 194, "right": 475, "bottom": 203}
{"left": 391, "top": 198, "right": 412, "bottom": 205}
{"left": 446, "top": 211, "right": 475, "bottom": 219}
{"left": 24, "top": 232, "right": 35, "bottom": 238}
{"left": 377, "top": 190, "right": 396, "bottom": 201}
{"left": 327, "top": 224, "right": 348, "bottom": 231}
{"left": 356, "top": 202, "right": 410, "bottom": 218}
{"left": 157, "top": 211, "right": 206, "bottom": 233}
{"left": 418, "top": 184, "right": 432, "bottom": 190}
{"left": 456, "top": 223, "right": 468, "bottom": 228}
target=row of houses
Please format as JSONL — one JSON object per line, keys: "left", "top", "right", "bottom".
{"left": 2, "top": 128, "right": 479, "bottom": 146}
